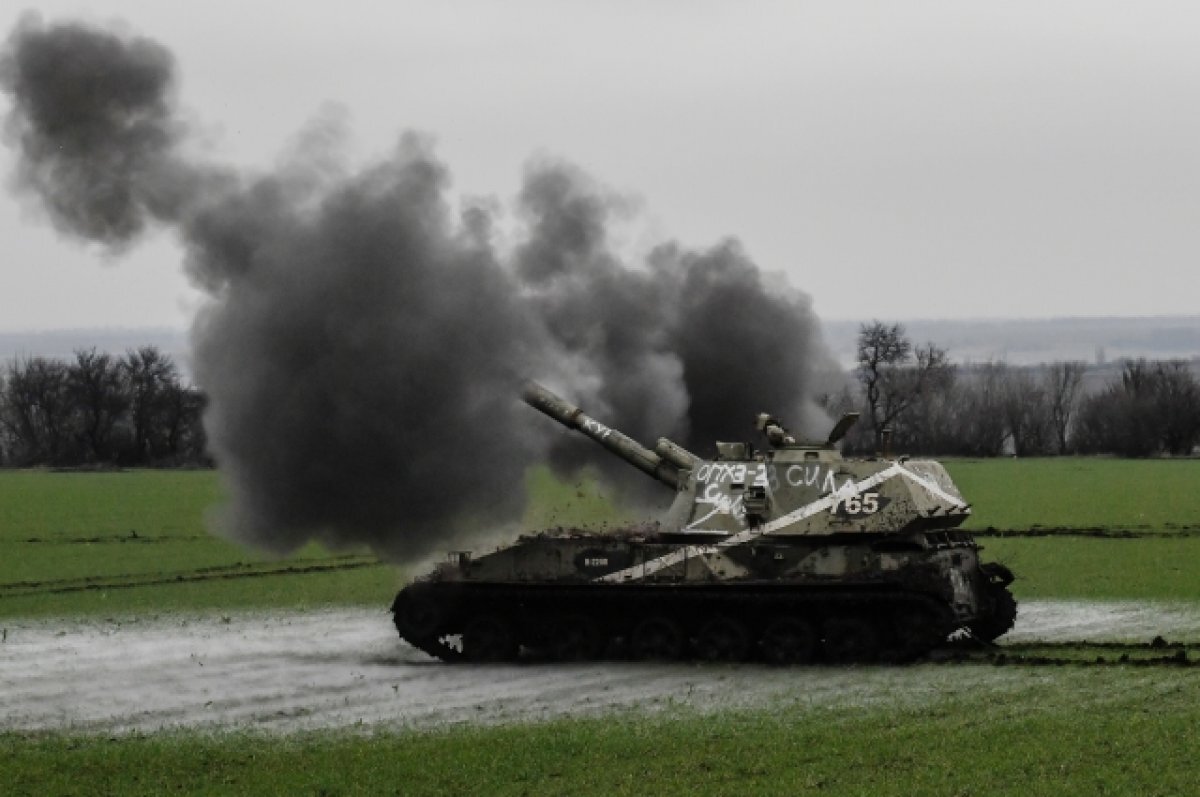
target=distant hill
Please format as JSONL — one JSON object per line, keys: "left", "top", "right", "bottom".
{"left": 2, "top": 317, "right": 1198, "bottom": 377}
{"left": 823, "top": 316, "right": 1200, "bottom": 368}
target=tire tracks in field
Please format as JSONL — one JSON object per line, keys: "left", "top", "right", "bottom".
{"left": 938, "top": 638, "right": 1200, "bottom": 669}
{"left": 0, "top": 555, "right": 385, "bottom": 599}
{"left": 19, "top": 526, "right": 1198, "bottom": 543}
{"left": 976, "top": 527, "right": 1200, "bottom": 539}
{"left": 20, "top": 533, "right": 212, "bottom": 544}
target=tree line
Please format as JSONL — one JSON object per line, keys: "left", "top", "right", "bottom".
{"left": 829, "top": 321, "right": 1200, "bottom": 458}
{"left": 3, "top": 327, "right": 1196, "bottom": 468}
{"left": 0, "top": 347, "right": 207, "bottom": 467}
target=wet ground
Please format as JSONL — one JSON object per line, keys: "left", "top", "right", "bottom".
{"left": 2, "top": 600, "right": 1198, "bottom": 734}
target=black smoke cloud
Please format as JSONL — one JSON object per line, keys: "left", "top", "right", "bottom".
{"left": 0, "top": 17, "right": 185, "bottom": 243}
{"left": 185, "top": 138, "right": 546, "bottom": 558}
{"left": 513, "top": 163, "right": 831, "bottom": 486}
{"left": 1, "top": 16, "right": 835, "bottom": 561}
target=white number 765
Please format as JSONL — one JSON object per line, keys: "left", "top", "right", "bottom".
{"left": 840, "top": 492, "right": 879, "bottom": 514}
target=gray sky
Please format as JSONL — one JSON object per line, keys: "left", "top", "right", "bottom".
{"left": 3, "top": 0, "right": 1199, "bottom": 331}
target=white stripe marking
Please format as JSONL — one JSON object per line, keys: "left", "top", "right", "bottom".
{"left": 595, "top": 462, "right": 966, "bottom": 583}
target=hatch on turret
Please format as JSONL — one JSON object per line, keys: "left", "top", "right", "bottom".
{"left": 754, "top": 411, "right": 859, "bottom": 453}
{"left": 715, "top": 441, "right": 753, "bottom": 460}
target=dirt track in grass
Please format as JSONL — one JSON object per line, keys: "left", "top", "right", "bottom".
{"left": 3, "top": 600, "right": 1199, "bottom": 734}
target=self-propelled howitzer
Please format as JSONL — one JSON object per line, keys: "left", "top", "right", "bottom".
{"left": 391, "top": 383, "right": 1017, "bottom": 663}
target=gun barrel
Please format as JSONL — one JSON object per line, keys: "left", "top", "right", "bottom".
{"left": 654, "top": 437, "right": 702, "bottom": 472}
{"left": 522, "top": 381, "right": 683, "bottom": 489}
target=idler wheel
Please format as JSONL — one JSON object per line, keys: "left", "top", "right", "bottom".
{"left": 392, "top": 588, "right": 443, "bottom": 642}
{"left": 462, "top": 615, "right": 518, "bottom": 662}
{"left": 694, "top": 616, "right": 750, "bottom": 662}
{"left": 822, "top": 616, "right": 881, "bottom": 663}
{"left": 969, "top": 586, "right": 1018, "bottom": 643}
{"left": 631, "top": 616, "right": 685, "bottom": 660}
{"left": 759, "top": 617, "right": 817, "bottom": 665}
{"left": 551, "top": 614, "right": 603, "bottom": 661}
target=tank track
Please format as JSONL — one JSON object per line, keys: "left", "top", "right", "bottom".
{"left": 392, "top": 581, "right": 969, "bottom": 665}
{"left": 402, "top": 632, "right": 464, "bottom": 662}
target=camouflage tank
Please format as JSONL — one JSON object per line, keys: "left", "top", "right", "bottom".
{"left": 392, "top": 382, "right": 1017, "bottom": 663}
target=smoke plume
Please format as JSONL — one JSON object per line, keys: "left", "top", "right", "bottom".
{"left": 1, "top": 16, "right": 836, "bottom": 562}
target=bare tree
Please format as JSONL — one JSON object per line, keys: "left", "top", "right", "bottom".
{"left": 1074, "top": 388, "right": 1154, "bottom": 457}
{"left": 950, "top": 363, "right": 1010, "bottom": 456}
{"left": 67, "top": 348, "right": 128, "bottom": 463}
{"left": 999, "top": 365, "right": 1053, "bottom": 456}
{"left": 0, "top": 348, "right": 208, "bottom": 468}
{"left": 159, "top": 382, "right": 207, "bottom": 461}
{"left": 1044, "top": 361, "right": 1086, "bottom": 454}
{"left": 856, "top": 321, "right": 951, "bottom": 451}
{"left": 1153, "top": 360, "right": 1200, "bottom": 455}
{"left": 0, "top": 357, "right": 73, "bottom": 465}
{"left": 1074, "top": 359, "right": 1200, "bottom": 457}
{"left": 123, "top": 346, "right": 179, "bottom": 463}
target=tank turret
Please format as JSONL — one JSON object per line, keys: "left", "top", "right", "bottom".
{"left": 391, "top": 383, "right": 1017, "bottom": 664}
{"left": 523, "top": 382, "right": 972, "bottom": 540}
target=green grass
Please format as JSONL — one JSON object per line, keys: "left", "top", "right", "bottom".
{"left": 985, "top": 536, "right": 1200, "bottom": 600}
{"left": 943, "top": 459, "right": 1200, "bottom": 599}
{"left": 947, "top": 457, "right": 1200, "bottom": 532}
{"left": 5, "top": 460, "right": 1200, "bottom": 795}
{"left": 5, "top": 667, "right": 1199, "bottom": 796}
{"left": 0, "top": 469, "right": 400, "bottom": 618}
{"left": 0, "top": 561, "right": 402, "bottom": 618}
{"left": 0, "top": 470, "right": 219, "bottom": 538}
{"left": 0, "top": 466, "right": 628, "bottom": 619}
{"left": 3, "top": 459, "right": 1200, "bottom": 617}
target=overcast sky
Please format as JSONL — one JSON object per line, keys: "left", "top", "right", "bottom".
{"left": 2, "top": 0, "right": 1199, "bottom": 332}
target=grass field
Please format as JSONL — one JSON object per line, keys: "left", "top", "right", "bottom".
{"left": 3, "top": 459, "right": 1199, "bottom": 617}
{"left": 0, "top": 470, "right": 399, "bottom": 618}
{"left": 4, "top": 459, "right": 1200, "bottom": 796}
{"left": 948, "top": 457, "right": 1200, "bottom": 532}
{"left": 946, "top": 458, "right": 1200, "bottom": 601}
{"left": 984, "top": 536, "right": 1200, "bottom": 600}
{"left": 5, "top": 667, "right": 1199, "bottom": 796}
{"left": 0, "top": 467, "right": 637, "bottom": 618}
